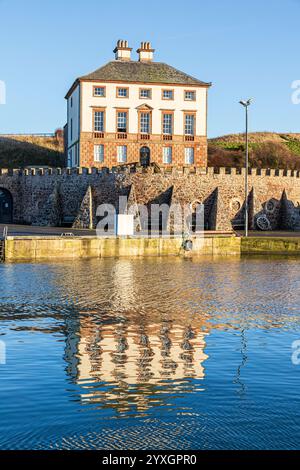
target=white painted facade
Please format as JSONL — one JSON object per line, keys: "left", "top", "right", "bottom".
{"left": 79, "top": 81, "right": 207, "bottom": 136}
{"left": 65, "top": 41, "right": 210, "bottom": 167}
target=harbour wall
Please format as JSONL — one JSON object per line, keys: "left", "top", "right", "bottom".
{"left": 241, "top": 236, "right": 300, "bottom": 254}
{"left": 4, "top": 235, "right": 300, "bottom": 262}
{"left": 4, "top": 236, "right": 241, "bottom": 262}
{"left": 1, "top": 165, "right": 300, "bottom": 231}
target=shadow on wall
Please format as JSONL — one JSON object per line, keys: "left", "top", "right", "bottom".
{"left": 231, "top": 190, "right": 300, "bottom": 231}
{"left": 0, "top": 136, "right": 65, "bottom": 168}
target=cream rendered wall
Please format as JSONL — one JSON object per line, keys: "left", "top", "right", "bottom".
{"left": 80, "top": 81, "right": 207, "bottom": 136}
{"left": 68, "top": 84, "right": 80, "bottom": 147}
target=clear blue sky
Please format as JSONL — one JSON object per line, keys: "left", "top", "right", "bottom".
{"left": 0, "top": 0, "right": 299, "bottom": 137}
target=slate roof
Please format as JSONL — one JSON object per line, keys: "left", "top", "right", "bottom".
{"left": 79, "top": 61, "right": 211, "bottom": 86}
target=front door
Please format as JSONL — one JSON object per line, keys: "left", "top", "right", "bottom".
{"left": 0, "top": 189, "right": 13, "bottom": 223}
{"left": 140, "top": 146, "right": 150, "bottom": 167}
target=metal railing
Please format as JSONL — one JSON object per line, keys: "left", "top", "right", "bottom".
{"left": 0, "top": 133, "right": 56, "bottom": 137}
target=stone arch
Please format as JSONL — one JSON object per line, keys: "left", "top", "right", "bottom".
{"left": 0, "top": 188, "right": 13, "bottom": 223}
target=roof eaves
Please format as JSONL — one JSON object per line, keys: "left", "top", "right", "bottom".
{"left": 65, "top": 78, "right": 80, "bottom": 99}
{"left": 77, "top": 76, "right": 212, "bottom": 88}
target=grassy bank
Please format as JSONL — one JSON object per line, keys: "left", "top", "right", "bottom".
{"left": 0, "top": 132, "right": 65, "bottom": 168}
{"left": 208, "top": 132, "right": 300, "bottom": 169}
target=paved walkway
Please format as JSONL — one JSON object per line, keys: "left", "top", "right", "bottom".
{"left": 0, "top": 224, "right": 96, "bottom": 237}
{"left": 235, "top": 230, "right": 300, "bottom": 238}
{"left": 0, "top": 224, "right": 300, "bottom": 238}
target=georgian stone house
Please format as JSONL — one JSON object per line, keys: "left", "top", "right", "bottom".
{"left": 65, "top": 40, "right": 211, "bottom": 168}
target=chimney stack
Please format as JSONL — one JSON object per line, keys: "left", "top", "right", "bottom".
{"left": 113, "top": 39, "right": 132, "bottom": 61}
{"left": 137, "top": 42, "right": 155, "bottom": 62}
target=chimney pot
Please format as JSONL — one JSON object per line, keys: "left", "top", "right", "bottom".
{"left": 114, "top": 39, "right": 132, "bottom": 61}
{"left": 137, "top": 41, "right": 155, "bottom": 62}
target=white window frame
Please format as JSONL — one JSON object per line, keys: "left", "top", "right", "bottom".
{"left": 94, "top": 111, "right": 104, "bottom": 132}
{"left": 185, "top": 90, "right": 196, "bottom": 101}
{"left": 140, "top": 112, "right": 150, "bottom": 134}
{"left": 117, "top": 111, "right": 128, "bottom": 133}
{"left": 94, "top": 144, "right": 104, "bottom": 162}
{"left": 185, "top": 114, "right": 195, "bottom": 135}
{"left": 162, "top": 89, "right": 174, "bottom": 100}
{"left": 140, "top": 88, "right": 151, "bottom": 99}
{"left": 163, "top": 113, "right": 173, "bottom": 135}
{"left": 163, "top": 146, "right": 172, "bottom": 164}
{"left": 117, "top": 145, "right": 127, "bottom": 163}
{"left": 185, "top": 147, "right": 194, "bottom": 165}
{"left": 94, "top": 87, "right": 105, "bottom": 97}
{"left": 117, "top": 87, "right": 128, "bottom": 98}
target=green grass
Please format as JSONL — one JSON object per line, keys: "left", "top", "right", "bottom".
{"left": 210, "top": 141, "right": 260, "bottom": 151}
{"left": 210, "top": 137, "right": 300, "bottom": 157}
{"left": 285, "top": 140, "right": 300, "bottom": 155}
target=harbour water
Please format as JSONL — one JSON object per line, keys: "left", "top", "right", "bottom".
{"left": 0, "top": 257, "right": 300, "bottom": 449}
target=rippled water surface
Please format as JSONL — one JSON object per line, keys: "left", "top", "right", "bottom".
{"left": 1, "top": 257, "right": 300, "bottom": 449}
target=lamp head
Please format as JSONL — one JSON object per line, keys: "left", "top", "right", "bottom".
{"left": 239, "top": 98, "right": 252, "bottom": 107}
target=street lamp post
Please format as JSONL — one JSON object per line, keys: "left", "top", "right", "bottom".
{"left": 239, "top": 99, "right": 252, "bottom": 237}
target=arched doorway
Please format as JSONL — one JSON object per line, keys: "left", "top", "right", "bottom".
{"left": 140, "top": 146, "right": 150, "bottom": 167}
{"left": 0, "top": 188, "right": 13, "bottom": 223}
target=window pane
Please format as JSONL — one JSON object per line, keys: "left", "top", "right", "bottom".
{"left": 163, "top": 90, "right": 173, "bottom": 99}
{"left": 185, "top": 114, "right": 195, "bottom": 135}
{"left": 163, "top": 147, "right": 172, "bottom": 164}
{"left": 118, "top": 88, "right": 128, "bottom": 97}
{"left": 94, "top": 111, "right": 104, "bottom": 132}
{"left": 140, "top": 113, "right": 150, "bottom": 133}
{"left": 94, "top": 87, "right": 105, "bottom": 96}
{"left": 185, "top": 147, "right": 194, "bottom": 165}
{"left": 185, "top": 91, "right": 195, "bottom": 101}
{"left": 117, "top": 112, "right": 127, "bottom": 132}
{"left": 94, "top": 144, "right": 104, "bottom": 162}
{"left": 117, "top": 145, "right": 127, "bottom": 163}
{"left": 163, "top": 113, "right": 172, "bottom": 134}
{"left": 140, "top": 89, "right": 151, "bottom": 98}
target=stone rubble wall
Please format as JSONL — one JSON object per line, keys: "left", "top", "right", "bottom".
{"left": 0, "top": 166, "right": 300, "bottom": 231}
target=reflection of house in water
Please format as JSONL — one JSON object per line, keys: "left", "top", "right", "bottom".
{"left": 59, "top": 258, "right": 213, "bottom": 414}
{"left": 65, "top": 317, "right": 208, "bottom": 414}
